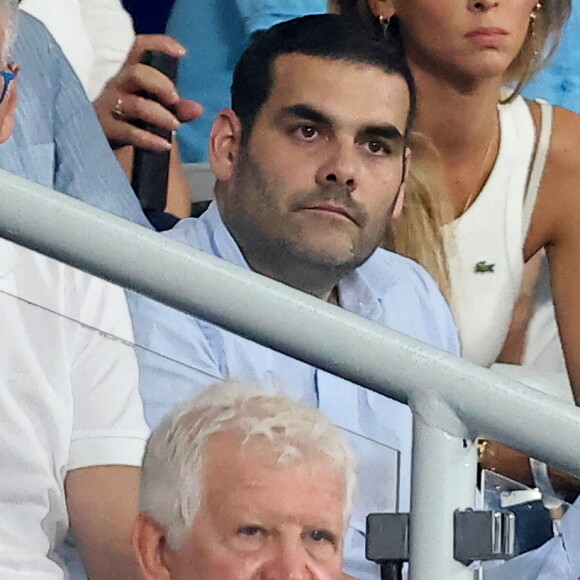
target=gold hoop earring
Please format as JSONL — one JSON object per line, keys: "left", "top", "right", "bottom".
{"left": 500, "top": 7, "right": 542, "bottom": 105}
{"left": 530, "top": 1, "right": 542, "bottom": 21}
{"left": 530, "top": 1, "right": 542, "bottom": 57}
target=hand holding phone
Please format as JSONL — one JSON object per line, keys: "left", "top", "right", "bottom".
{"left": 132, "top": 50, "right": 179, "bottom": 143}
{"left": 131, "top": 50, "right": 179, "bottom": 211}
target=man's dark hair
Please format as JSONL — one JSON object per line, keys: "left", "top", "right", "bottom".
{"left": 231, "top": 13, "right": 416, "bottom": 142}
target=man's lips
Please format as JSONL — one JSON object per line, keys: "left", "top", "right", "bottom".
{"left": 303, "top": 204, "right": 358, "bottom": 225}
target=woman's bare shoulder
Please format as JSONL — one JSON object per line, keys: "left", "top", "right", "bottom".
{"left": 524, "top": 102, "right": 580, "bottom": 253}
{"left": 548, "top": 105, "right": 580, "bottom": 171}
{"left": 527, "top": 101, "right": 580, "bottom": 191}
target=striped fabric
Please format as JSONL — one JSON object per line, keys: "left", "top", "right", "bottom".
{"left": 0, "top": 12, "right": 150, "bottom": 228}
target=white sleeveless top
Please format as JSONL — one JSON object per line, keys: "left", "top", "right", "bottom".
{"left": 443, "top": 96, "right": 549, "bottom": 367}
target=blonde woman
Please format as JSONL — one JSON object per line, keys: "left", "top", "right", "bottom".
{"left": 339, "top": 0, "right": 579, "bottom": 495}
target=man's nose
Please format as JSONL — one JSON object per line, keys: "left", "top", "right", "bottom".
{"left": 260, "top": 540, "right": 312, "bottom": 580}
{"left": 315, "top": 141, "right": 358, "bottom": 194}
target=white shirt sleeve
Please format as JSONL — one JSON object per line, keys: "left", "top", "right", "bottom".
{"left": 68, "top": 273, "right": 149, "bottom": 470}
{"left": 18, "top": 0, "right": 135, "bottom": 100}
{"left": 19, "top": 0, "right": 93, "bottom": 92}
{"left": 79, "top": 0, "right": 135, "bottom": 100}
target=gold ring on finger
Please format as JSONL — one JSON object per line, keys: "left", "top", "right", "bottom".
{"left": 112, "top": 97, "right": 124, "bottom": 121}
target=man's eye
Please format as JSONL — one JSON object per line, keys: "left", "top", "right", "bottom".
{"left": 364, "top": 139, "right": 391, "bottom": 155}
{"left": 237, "top": 526, "right": 263, "bottom": 537}
{"left": 304, "top": 529, "right": 338, "bottom": 561}
{"left": 308, "top": 529, "right": 334, "bottom": 543}
{"left": 231, "top": 525, "right": 267, "bottom": 552}
{"left": 293, "top": 125, "right": 319, "bottom": 140}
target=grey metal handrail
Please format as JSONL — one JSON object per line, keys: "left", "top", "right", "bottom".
{"left": 0, "top": 169, "right": 578, "bottom": 579}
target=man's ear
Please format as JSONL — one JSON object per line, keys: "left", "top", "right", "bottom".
{"left": 392, "top": 147, "right": 410, "bottom": 221}
{"left": 0, "top": 80, "right": 17, "bottom": 144}
{"left": 132, "top": 513, "right": 174, "bottom": 580}
{"left": 209, "top": 108, "right": 243, "bottom": 182}
{"left": 367, "top": 0, "right": 395, "bottom": 20}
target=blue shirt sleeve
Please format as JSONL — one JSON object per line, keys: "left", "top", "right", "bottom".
{"left": 128, "top": 289, "right": 225, "bottom": 430}
{"left": 8, "top": 14, "right": 150, "bottom": 228}
{"left": 235, "top": 0, "right": 327, "bottom": 33}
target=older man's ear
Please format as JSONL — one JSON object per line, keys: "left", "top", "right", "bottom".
{"left": 132, "top": 513, "right": 175, "bottom": 580}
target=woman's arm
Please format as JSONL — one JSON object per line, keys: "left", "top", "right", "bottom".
{"left": 525, "top": 105, "right": 580, "bottom": 405}
{"left": 497, "top": 251, "right": 542, "bottom": 364}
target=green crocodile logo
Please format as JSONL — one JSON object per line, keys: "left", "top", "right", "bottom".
{"left": 474, "top": 261, "right": 495, "bottom": 273}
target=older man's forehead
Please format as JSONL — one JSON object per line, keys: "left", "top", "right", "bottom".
{"left": 201, "top": 432, "right": 346, "bottom": 518}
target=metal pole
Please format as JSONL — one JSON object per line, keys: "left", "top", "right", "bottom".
{"left": 0, "top": 171, "right": 579, "bottom": 476}
{"left": 2, "top": 171, "right": 580, "bottom": 577}
{"left": 408, "top": 396, "right": 477, "bottom": 580}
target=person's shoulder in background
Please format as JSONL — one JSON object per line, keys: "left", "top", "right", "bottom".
{"left": 3, "top": 11, "right": 149, "bottom": 226}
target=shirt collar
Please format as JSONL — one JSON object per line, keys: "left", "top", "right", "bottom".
{"left": 199, "top": 202, "right": 385, "bottom": 320}
{"left": 199, "top": 202, "right": 252, "bottom": 269}
{"left": 338, "top": 259, "right": 382, "bottom": 320}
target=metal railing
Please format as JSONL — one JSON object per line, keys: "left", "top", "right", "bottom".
{"left": 1, "top": 169, "right": 579, "bottom": 579}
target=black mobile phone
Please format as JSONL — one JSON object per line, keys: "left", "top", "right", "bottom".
{"left": 131, "top": 50, "right": 179, "bottom": 211}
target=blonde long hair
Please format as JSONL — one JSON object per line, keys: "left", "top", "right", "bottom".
{"left": 504, "top": 0, "right": 572, "bottom": 101}
{"left": 385, "top": 131, "right": 453, "bottom": 300}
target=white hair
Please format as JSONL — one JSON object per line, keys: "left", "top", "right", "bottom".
{"left": 0, "top": 0, "right": 18, "bottom": 63}
{"left": 140, "top": 382, "right": 357, "bottom": 549}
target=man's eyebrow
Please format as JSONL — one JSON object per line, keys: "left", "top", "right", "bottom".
{"left": 359, "top": 124, "right": 404, "bottom": 143}
{"left": 278, "top": 105, "right": 405, "bottom": 143}
{"left": 276, "top": 104, "right": 333, "bottom": 126}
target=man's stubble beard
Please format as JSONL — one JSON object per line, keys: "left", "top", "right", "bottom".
{"left": 227, "top": 148, "right": 391, "bottom": 294}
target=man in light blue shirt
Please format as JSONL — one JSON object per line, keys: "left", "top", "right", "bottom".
{"left": 130, "top": 15, "right": 459, "bottom": 579}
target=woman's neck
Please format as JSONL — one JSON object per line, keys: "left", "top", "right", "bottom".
{"left": 412, "top": 64, "right": 502, "bottom": 151}
{"left": 410, "top": 64, "right": 504, "bottom": 218}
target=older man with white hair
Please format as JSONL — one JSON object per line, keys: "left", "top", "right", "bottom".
{"left": 132, "top": 382, "right": 357, "bottom": 580}
{"left": 134, "top": 382, "right": 580, "bottom": 580}
{"left": 0, "top": 2, "right": 149, "bottom": 579}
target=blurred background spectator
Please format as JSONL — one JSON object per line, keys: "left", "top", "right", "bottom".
{"left": 166, "top": 0, "right": 327, "bottom": 163}
{"left": 523, "top": 0, "right": 580, "bottom": 111}
{"left": 122, "top": 0, "right": 174, "bottom": 34}
{"left": 19, "top": 0, "right": 133, "bottom": 100}
{"left": 19, "top": 0, "right": 201, "bottom": 224}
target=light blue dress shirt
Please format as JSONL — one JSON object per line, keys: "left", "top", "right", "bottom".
{"left": 1, "top": 12, "right": 149, "bottom": 227}
{"left": 166, "top": 0, "right": 327, "bottom": 162}
{"left": 523, "top": 1, "right": 580, "bottom": 112}
{"left": 488, "top": 497, "right": 580, "bottom": 579}
{"left": 129, "top": 202, "right": 460, "bottom": 579}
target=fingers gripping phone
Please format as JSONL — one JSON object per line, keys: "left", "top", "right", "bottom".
{"left": 131, "top": 50, "right": 179, "bottom": 211}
